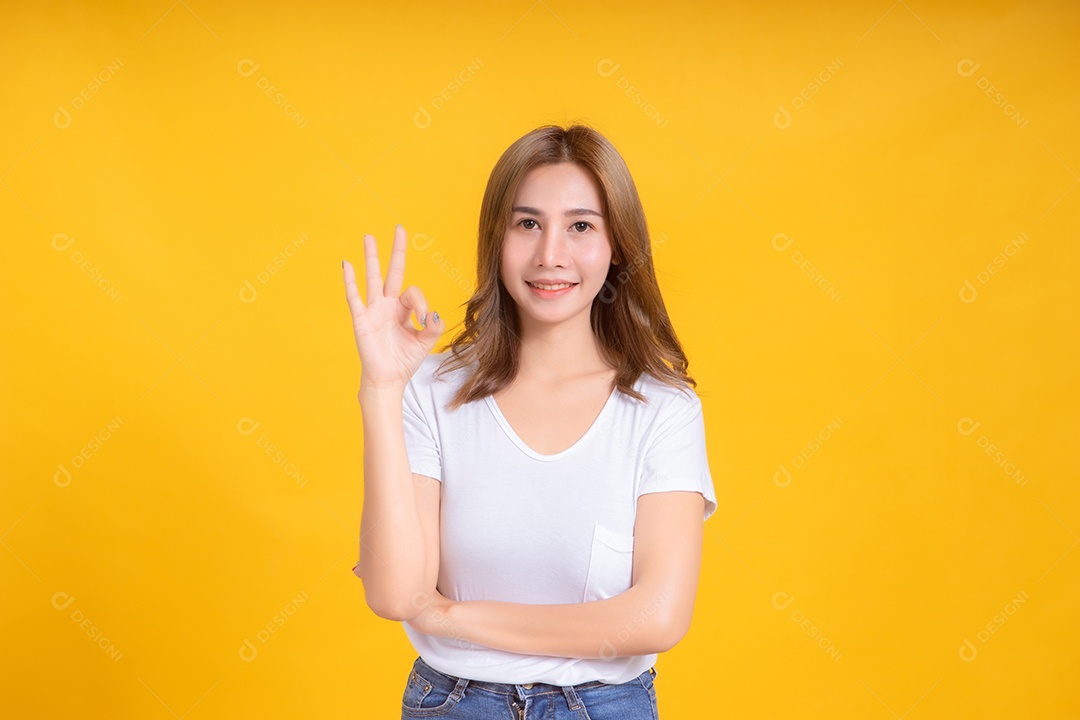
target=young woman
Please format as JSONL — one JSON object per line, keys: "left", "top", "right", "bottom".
{"left": 343, "top": 124, "right": 717, "bottom": 719}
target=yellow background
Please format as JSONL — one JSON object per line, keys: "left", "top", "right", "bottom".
{"left": 2, "top": 0, "right": 1077, "bottom": 717}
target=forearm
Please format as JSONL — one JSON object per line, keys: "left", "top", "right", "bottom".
{"left": 443, "top": 585, "right": 679, "bottom": 659}
{"left": 356, "top": 385, "right": 427, "bottom": 619}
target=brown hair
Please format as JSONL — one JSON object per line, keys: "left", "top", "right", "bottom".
{"left": 436, "top": 124, "right": 694, "bottom": 408}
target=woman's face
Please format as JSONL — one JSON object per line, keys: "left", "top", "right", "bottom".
{"left": 500, "top": 162, "right": 614, "bottom": 332}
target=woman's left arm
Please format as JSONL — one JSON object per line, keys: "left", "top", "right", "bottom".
{"left": 410, "top": 491, "right": 705, "bottom": 658}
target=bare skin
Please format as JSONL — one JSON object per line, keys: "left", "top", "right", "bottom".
{"left": 343, "top": 225, "right": 444, "bottom": 621}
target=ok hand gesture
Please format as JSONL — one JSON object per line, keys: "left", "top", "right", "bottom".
{"left": 343, "top": 225, "right": 443, "bottom": 392}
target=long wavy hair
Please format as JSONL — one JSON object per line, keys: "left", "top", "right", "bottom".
{"left": 436, "top": 124, "right": 694, "bottom": 408}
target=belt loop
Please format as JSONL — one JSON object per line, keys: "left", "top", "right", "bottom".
{"left": 562, "top": 684, "right": 584, "bottom": 710}
{"left": 449, "top": 676, "right": 470, "bottom": 701}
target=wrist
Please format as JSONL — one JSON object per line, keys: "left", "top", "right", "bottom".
{"left": 358, "top": 378, "right": 406, "bottom": 403}
{"left": 408, "top": 591, "right": 462, "bottom": 640}
{"left": 440, "top": 597, "right": 466, "bottom": 641}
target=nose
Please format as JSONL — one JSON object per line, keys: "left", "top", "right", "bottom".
{"left": 535, "top": 226, "right": 568, "bottom": 267}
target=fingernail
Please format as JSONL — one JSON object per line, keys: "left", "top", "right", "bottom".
{"left": 433, "top": 311, "right": 440, "bottom": 325}
{"left": 420, "top": 314, "right": 427, "bottom": 329}
{"left": 342, "top": 259, "right": 345, "bottom": 268}
{"left": 396, "top": 223, "right": 403, "bottom": 230}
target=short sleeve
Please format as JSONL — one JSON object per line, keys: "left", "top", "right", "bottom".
{"left": 637, "top": 389, "right": 717, "bottom": 522}
{"left": 401, "top": 374, "right": 442, "bottom": 482}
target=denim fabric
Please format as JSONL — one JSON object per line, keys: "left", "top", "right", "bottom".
{"left": 400, "top": 655, "right": 659, "bottom": 719}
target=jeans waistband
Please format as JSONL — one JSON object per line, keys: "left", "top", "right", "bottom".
{"left": 416, "top": 656, "right": 655, "bottom": 698}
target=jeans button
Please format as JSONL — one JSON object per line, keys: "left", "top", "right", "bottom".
{"left": 522, "top": 683, "right": 533, "bottom": 689}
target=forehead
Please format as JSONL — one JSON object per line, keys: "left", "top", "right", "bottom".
{"left": 513, "top": 163, "right": 603, "bottom": 207}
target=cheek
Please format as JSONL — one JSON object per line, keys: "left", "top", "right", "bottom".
{"left": 499, "top": 240, "right": 511, "bottom": 264}
{"left": 578, "top": 243, "right": 613, "bottom": 276}
{"left": 500, "top": 237, "right": 524, "bottom": 283}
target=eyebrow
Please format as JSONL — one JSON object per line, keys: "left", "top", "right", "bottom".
{"left": 512, "top": 206, "right": 603, "bottom": 218}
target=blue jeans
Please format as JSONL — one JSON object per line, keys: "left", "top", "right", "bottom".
{"left": 400, "top": 656, "right": 659, "bottom": 719}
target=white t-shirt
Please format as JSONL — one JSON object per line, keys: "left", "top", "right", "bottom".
{"left": 397, "top": 351, "right": 717, "bottom": 686}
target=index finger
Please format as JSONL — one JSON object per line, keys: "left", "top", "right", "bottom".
{"left": 384, "top": 224, "right": 408, "bottom": 299}
{"left": 342, "top": 258, "right": 366, "bottom": 315}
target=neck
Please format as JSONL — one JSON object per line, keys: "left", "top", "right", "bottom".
{"left": 514, "top": 309, "right": 610, "bottom": 382}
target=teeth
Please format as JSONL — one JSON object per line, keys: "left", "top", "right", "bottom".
{"left": 530, "top": 282, "right": 574, "bottom": 290}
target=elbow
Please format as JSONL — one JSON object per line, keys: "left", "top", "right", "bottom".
{"left": 365, "top": 593, "right": 424, "bottom": 622}
{"left": 360, "top": 580, "right": 427, "bottom": 622}
{"left": 620, "top": 585, "right": 695, "bottom": 655}
{"left": 355, "top": 563, "right": 430, "bottom": 621}
{"left": 656, "top": 625, "right": 688, "bottom": 653}
{"left": 653, "top": 610, "right": 693, "bottom": 653}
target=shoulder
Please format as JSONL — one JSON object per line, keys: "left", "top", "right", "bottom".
{"left": 618, "top": 374, "right": 707, "bottom": 443}
{"left": 406, "top": 351, "right": 474, "bottom": 406}
{"left": 629, "top": 373, "right": 702, "bottom": 416}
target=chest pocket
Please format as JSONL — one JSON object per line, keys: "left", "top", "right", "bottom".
{"left": 582, "top": 523, "right": 635, "bottom": 602}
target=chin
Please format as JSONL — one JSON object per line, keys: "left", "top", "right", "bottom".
{"left": 520, "top": 304, "right": 593, "bottom": 327}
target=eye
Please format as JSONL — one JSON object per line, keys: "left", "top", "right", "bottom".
{"left": 518, "top": 218, "right": 539, "bottom": 230}
{"left": 572, "top": 221, "right": 593, "bottom": 233}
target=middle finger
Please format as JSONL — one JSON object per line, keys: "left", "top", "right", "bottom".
{"left": 384, "top": 224, "right": 407, "bottom": 299}
{"left": 363, "top": 233, "right": 384, "bottom": 305}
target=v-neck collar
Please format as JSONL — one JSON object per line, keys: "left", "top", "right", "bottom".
{"left": 484, "top": 385, "right": 621, "bottom": 462}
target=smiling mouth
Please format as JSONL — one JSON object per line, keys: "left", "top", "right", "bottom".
{"left": 527, "top": 281, "right": 577, "bottom": 290}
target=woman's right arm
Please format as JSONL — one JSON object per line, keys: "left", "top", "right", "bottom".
{"left": 343, "top": 225, "right": 443, "bottom": 621}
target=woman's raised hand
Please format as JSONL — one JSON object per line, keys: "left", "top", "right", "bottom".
{"left": 343, "top": 225, "right": 443, "bottom": 391}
